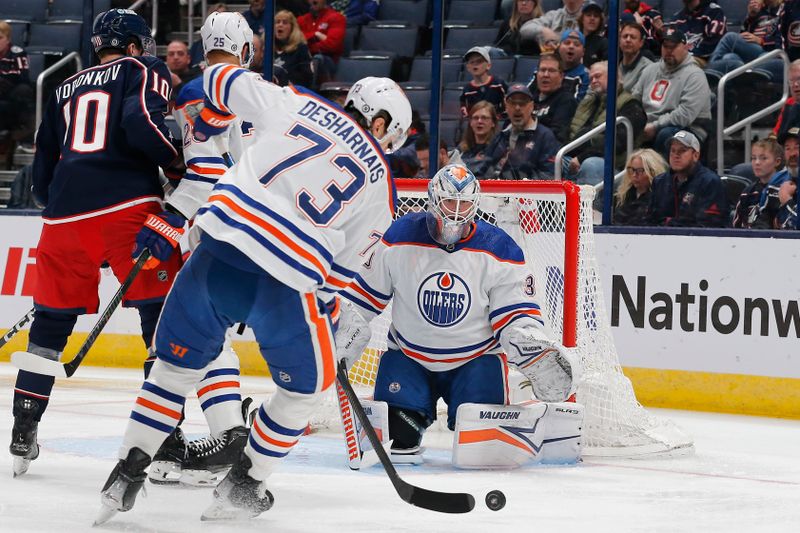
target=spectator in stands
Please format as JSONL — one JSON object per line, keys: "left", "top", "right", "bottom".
{"left": 250, "top": 33, "right": 264, "bottom": 74}
{"left": 475, "top": 83, "right": 560, "bottom": 180}
{"left": 781, "top": 0, "right": 800, "bottom": 62}
{"left": 0, "top": 21, "right": 34, "bottom": 143}
{"left": 520, "top": 0, "right": 584, "bottom": 52}
{"left": 773, "top": 179, "right": 798, "bottom": 228}
{"left": 298, "top": 0, "right": 346, "bottom": 86}
{"left": 332, "top": 0, "right": 379, "bottom": 26}
{"left": 579, "top": 1, "right": 607, "bottom": 67}
{"left": 620, "top": 21, "right": 654, "bottom": 92}
{"left": 243, "top": 0, "right": 266, "bottom": 34}
{"left": 458, "top": 101, "right": 499, "bottom": 174}
{"left": 496, "top": 0, "right": 544, "bottom": 57}
{"left": 566, "top": 61, "right": 647, "bottom": 185}
{"left": 671, "top": 0, "right": 727, "bottom": 67}
{"left": 647, "top": 130, "right": 728, "bottom": 227}
{"left": 707, "top": 0, "right": 782, "bottom": 77}
{"left": 527, "top": 53, "right": 578, "bottom": 144}
{"left": 8, "top": 162, "right": 37, "bottom": 209}
{"left": 275, "top": 10, "right": 313, "bottom": 86}
{"left": 558, "top": 29, "right": 590, "bottom": 101}
{"left": 166, "top": 40, "right": 202, "bottom": 94}
{"left": 633, "top": 28, "right": 712, "bottom": 157}
{"left": 733, "top": 138, "right": 789, "bottom": 228}
{"left": 751, "top": 129, "right": 799, "bottom": 228}
{"left": 613, "top": 148, "right": 666, "bottom": 225}
{"left": 772, "top": 60, "right": 800, "bottom": 137}
{"left": 623, "top": 0, "right": 664, "bottom": 56}
{"left": 190, "top": 3, "right": 228, "bottom": 67}
{"left": 460, "top": 47, "right": 508, "bottom": 118}
{"left": 414, "top": 136, "right": 450, "bottom": 178}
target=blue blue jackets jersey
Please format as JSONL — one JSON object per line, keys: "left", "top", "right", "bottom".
{"left": 646, "top": 163, "right": 729, "bottom": 227}
{"left": 33, "top": 55, "right": 178, "bottom": 219}
{"left": 341, "top": 212, "right": 548, "bottom": 372}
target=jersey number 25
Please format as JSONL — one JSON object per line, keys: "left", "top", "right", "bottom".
{"left": 258, "top": 123, "right": 366, "bottom": 226}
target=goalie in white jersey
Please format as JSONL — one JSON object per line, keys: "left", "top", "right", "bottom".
{"left": 337, "top": 164, "right": 584, "bottom": 468}
{"left": 96, "top": 45, "right": 412, "bottom": 520}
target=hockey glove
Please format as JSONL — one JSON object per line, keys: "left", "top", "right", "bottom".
{"left": 334, "top": 299, "right": 372, "bottom": 371}
{"left": 132, "top": 211, "right": 186, "bottom": 269}
{"left": 193, "top": 98, "right": 235, "bottom": 142}
{"left": 502, "top": 326, "right": 579, "bottom": 402}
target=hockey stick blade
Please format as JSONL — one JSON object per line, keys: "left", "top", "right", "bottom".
{"left": 0, "top": 308, "right": 34, "bottom": 349}
{"left": 11, "top": 250, "right": 151, "bottom": 378}
{"left": 336, "top": 360, "right": 475, "bottom": 514}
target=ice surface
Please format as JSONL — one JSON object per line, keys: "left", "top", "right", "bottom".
{"left": 1, "top": 364, "right": 798, "bottom": 532}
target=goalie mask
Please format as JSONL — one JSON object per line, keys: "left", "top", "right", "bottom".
{"left": 426, "top": 164, "right": 480, "bottom": 246}
{"left": 344, "top": 77, "right": 412, "bottom": 153}
{"left": 201, "top": 12, "right": 255, "bottom": 68}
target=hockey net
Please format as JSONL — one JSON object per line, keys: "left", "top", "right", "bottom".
{"left": 312, "top": 179, "right": 693, "bottom": 457}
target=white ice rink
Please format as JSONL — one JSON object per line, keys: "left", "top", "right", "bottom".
{"left": 1, "top": 363, "right": 798, "bottom": 533}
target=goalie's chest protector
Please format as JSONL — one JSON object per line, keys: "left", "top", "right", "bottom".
{"left": 380, "top": 214, "right": 537, "bottom": 371}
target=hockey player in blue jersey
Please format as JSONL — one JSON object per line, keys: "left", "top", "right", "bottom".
{"left": 335, "top": 164, "right": 583, "bottom": 468}
{"left": 95, "top": 59, "right": 411, "bottom": 520}
{"left": 9, "top": 9, "right": 186, "bottom": 478}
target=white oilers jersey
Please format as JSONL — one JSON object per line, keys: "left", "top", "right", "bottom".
{"left": 341, "top": 213, "right": 548, "bottom": 372}
{"left": 168, "top": 75, "right": 257, "bottom": 220}
{"left": 195, "top": 63, "right": 396, "bottom": 296}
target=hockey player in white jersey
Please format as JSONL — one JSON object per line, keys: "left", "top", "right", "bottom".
{"left": 96, "top": 56, "right": 411, "bottom": 521}
{"left": 337, "top": 164, "right": 583, "bottom": 468}
{"left": 146, "top": 11, "right": 258, "bottom": 488}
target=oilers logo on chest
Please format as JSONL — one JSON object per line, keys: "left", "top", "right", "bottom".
{"left": 416, "top": 272, "right": 472, "bottom": 327}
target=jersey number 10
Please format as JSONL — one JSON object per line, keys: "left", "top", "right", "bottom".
{"left": 62, "top": 90, "right": 110, "bottom": 153}
{"left": 258, "top": 123, "right": 366, "bottom": 226}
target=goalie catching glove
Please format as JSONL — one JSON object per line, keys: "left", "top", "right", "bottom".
{"left": 334, "top": 299, "right": 372, "bottom": 371}
{"left": 501, "top": 325, "right": 580, "bottom": 402}
{"left": 132, "top": 211, "right": 186, "bottom": 269}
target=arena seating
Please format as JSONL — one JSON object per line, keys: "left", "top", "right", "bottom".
{"left": 378, "top": 0, "right": 429, "bottom": 26}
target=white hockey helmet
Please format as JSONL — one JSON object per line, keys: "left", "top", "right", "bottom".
{"left": 426, "top": 164, "right": 481, "bottom": 246}
{"left": 345, "top": 77, "right": 412, "bottom": 153}
{"left": 201, "top": 12, "right": 254, "bottom": 68}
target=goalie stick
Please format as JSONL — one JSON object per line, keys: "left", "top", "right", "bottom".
{"left": 335, "top": 359, "right": 476, "bottom": 514}
{"left": 0, "top": 308, "right": 35, "bottom": 350}
{"left": 11, "top": 249, "right": 151, "bottom": 378}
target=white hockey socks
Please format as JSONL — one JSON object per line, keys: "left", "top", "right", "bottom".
{"left": 196, "top": 338, "right": 243, "bottom": 437}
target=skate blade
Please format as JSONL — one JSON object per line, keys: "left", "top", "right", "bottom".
{"left": 200, "top": 500, "right": 260, "bottom": 521}
{"left": 93, "top": 504, "right": 118, "bottom": 526}
{"left": 148, "top": 461, "right": 181, "bottom": 485}
{"left": 180, "top": 468, "right": 228, "bottom": 487}
{"left": 12, "top": 456, "right": 31, "bottom": 477}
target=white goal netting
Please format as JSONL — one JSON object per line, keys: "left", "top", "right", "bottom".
{"left": 314, "top": 179, "right": 693, "bottom": 457}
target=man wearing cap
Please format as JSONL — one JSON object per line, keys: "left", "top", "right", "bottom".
{"left": 580, "top": 2, "right": 608, "bottom": 67}
{"left": 755, "top": 128, "right": 800, "bottom": 229}
{"left": 633, "top": 27, "right": 712, "bottom": 157}
{"left": 558, "top": 28, "right": 590, "bottom": 101}
{"left": 460, "top": 46, "right": 508, "bottom": 118}
{"left": 475, "top": 83, "right": 561, "bottom": 181}
{"left": 526, "top": 53, "right": 578, "bottom": 144}
{"left": 646, "top": 130, "right": 728, "bottom": 227}
{"left": 671, "top": 0, "right": 727, "bottom": 66}
{"left": 519, "top": 0, "right": 584, "bottom": 52}
{"left": 619, "top": 20, "right": 654, "bottom": 92}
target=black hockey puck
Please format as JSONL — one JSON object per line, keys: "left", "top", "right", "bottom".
{"left": 485, "top": 490, "right": 506, "bottom": 511}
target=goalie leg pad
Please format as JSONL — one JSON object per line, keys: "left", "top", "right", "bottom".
{"left": 387, "top": 407, "right": 428, "bottom": 451}
{"left": 536, "top": 400, "right": 584, "bottom": 464}
{"left": 356, "top": 400, "right": 390, "bottom": 453}
{"left": 453, "top": 402, "right": 548, "bottom": 469}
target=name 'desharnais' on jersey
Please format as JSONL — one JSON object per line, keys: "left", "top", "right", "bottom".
{"left": 297, "top": 100, "right": 386, "bottom": 183}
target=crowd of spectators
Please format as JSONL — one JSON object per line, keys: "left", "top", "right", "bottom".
{"left": 4, "top": 0, "right": 800, "bottom": 230}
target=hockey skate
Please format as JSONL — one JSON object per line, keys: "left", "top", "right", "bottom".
{"left": 181, "top": 425, "right": 249, "bottom": 487}
{"left": 201, "top": 452, "right": 274, "bottom": 521}
{"left": 147, "top": 426, "right": 186, "bottom": 485}
{"left": 95, "top": 447, "right": 151, "bottom": 525}
{"left": 10, "top": 398, "right": 40, "bottom": 477}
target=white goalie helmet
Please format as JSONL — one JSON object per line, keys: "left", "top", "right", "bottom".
{"left": 201, "top": 12, "right": 254, "bottom": 68}
{"left": 345, "top": 77, "right": 412, "bottom": 153}
{"left": 426, "top": 164, "right": 481, "bottom": 246}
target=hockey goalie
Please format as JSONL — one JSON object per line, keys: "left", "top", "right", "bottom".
{"left": 336, "top": 164, "right": 584, "bottom": 469}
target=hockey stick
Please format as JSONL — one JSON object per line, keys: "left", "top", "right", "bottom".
{"left": 335, "top": 359, "right": 476, "bottom": 514}
{"left": 0, "top": 308, "right": 35, "bottom": 350}
{"left": 11, "top": 250, "right": 151, "bottom": 378}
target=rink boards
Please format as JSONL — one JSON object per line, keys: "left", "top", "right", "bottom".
{"left": 1, "top": 214, "right": 798, "bottom": 418}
